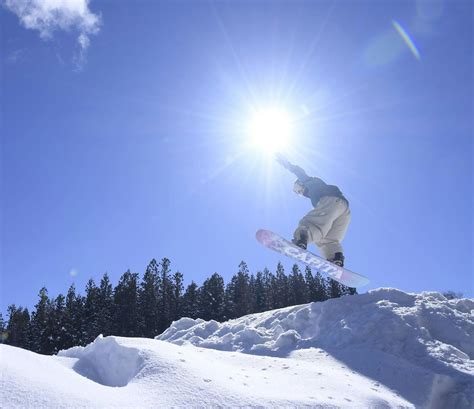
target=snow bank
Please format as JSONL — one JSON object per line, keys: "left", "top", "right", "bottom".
{"left": 0, "top": 341, "right": 141, "bottom": 408}
{"left": 58, "top": 335, "right": 144, "bottom": 387}
{"left": 157, "top": 288, "right": 474, "bottom": 371}
{"left": 157, "top": 288, "right": 474, "bottom": 408}
{"left": 2, "top": 288, "right": 472, "bottom": 408}
{"left": 2, "top": 336, "right": 411, "bottom": 408}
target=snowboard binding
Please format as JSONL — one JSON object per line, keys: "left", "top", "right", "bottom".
{"left": 292, "top": 229, "right": 308, "bottom": 250}
{"left": 330, "top": 252, "right": 345, "bottom": 267}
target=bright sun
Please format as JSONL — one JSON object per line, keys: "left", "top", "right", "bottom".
{"left": 247, "top": 107, "right": 293, "bottom": 154}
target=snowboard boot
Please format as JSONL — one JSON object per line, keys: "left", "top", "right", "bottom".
{"left": 330, "top": 252, "right": 345, "bottom": 267}
{"left": 292, "top": 229, "right": 308, "bottom": 250}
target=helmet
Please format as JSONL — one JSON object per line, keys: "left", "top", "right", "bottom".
{"left": 293, "top": 180, "right": 306, "bottom": 196}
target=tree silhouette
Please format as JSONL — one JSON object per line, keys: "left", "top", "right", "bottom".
{"left": 4, "top": 257, "right": 354, "bottom": 353}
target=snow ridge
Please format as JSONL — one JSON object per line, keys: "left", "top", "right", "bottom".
{"left": 157, "top": 288, "right": 473, "bottom": 370}
{"left": 157, "top": 288, "right": 474, "bottom": 408}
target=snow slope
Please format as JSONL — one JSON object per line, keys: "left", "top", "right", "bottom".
{"left": 157, "top": 288, "right": 474, "bottom": 408}
{"left": 1, "top": 288, "right": 473, "bottom": 408}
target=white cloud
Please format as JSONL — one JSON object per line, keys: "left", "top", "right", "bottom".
{"left": 4, "top": 0, "right": 101, "bottom": 55}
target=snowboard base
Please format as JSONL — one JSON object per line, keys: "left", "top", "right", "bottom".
{"left": 256, "top": 229, "right": 370, "bottom": 288}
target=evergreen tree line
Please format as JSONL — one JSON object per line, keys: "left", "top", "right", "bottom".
{"left": 1, "top": 258, "right": 355, "bottom": 355}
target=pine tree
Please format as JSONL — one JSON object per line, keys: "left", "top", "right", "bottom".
{"left": 305, "top": 268, "right": 328, "bottom": 302}
{"left": 3, "top": 253, "right": 360, "bottom": 353}
{"left": 262, "top": 267, "right": 276, "bottom": 310}
{"left": 84, "top": 279, "right": 100, "bottom": 343}
{"left": 199, "top": 273, "right": 225, "bottom": 321}
{"left": 97, "top": 273, "right": 115, "bottom": 336}
{"left": 274, "top": 262, "right": 289, "bottom": 308}
{"left": 443, "top": 291, "right": 463, "bottom": 300}
{"left": 157, "top": 258, "right": 174, "bottom": 333}
{"left": 138, "top": 259, "right": 160, "bottom": 337}
{"left": 305, "top": 267, "right": 315, "bottom": 301}
{"left": 0, "top": 312, "right": 6, "bottom": 343}
{"left": 340, "top": 285, "right": 357, "bottom": 296}
{"left": 225, "top": 262, "right": 252, "bottom": 319}
{"left": 5, "top": 305, "right": 30, "bottom": 348}
{"left": 182, "top": 282, "right": 200, "bottom": 319}
{"left": 288, "top": 264, "right": 308, "bottom": 306}
{"left": 113, "top": 270, "right": 140, "bottom": 336}
{"left": 29, "top": 287, "right": 52, "bottom": 354}
{"left": 253, "top": 271, "right": 267, "bottom": 313}
{"left": 49, "top": 294, "right": 67, "bottom": 353}
{"left": 171, "top": 271, "right": 184, "bottom": 322}
{"left": 65, "top": 284, "right": 85, "bottom": 346}
{"left": 313, "top": 271, "right": 328, "bottom": 302}
{"left": 224, "top": 282, "right": 234, "bottom": 320}
{"left": 248, "top": 274, "right": 256, "bottom": 313}
{"left": 327, "top": 278, "right": 342, "bottom": 299}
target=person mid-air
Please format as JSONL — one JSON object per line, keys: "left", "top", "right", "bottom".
{"left": 275, "top": 154, "right": 351, "bottom": 268}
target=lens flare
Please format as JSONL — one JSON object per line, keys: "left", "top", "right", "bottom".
{"left": 392, "top": 20, "right": 421, "bottom": 60}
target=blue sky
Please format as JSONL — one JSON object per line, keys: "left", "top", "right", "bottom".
{"left": 1, "top": 0, "right": 473, "bottom": 313}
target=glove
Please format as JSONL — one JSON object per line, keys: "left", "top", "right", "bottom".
{"left": 275, "top": 153, "right": 309, "bottom": 180}
{"left": 275, "top": 153, "right": 291, "bottom": 170}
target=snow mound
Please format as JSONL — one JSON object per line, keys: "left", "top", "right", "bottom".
{"left": 58, "top": 335, "right": 144, "bottom": 387}
{"left": 157, "top": 288, "right": 474, "bottom": 371}
{"left": 2, "top": 288, "right": 473, "bottom": 408}
{"left": 1, "top": 337, "right": 412, "bottom": 408}
{"left": 157, "top": 288, "right": 474, "bottom": 407}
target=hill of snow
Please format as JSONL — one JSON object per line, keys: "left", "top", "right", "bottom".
{"left": 1, "top": 288, "right": 473, "bottom": 408}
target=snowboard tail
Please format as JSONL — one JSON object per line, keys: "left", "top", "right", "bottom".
{"left": 256, "top": 229, "right": 369, "bottom": 288}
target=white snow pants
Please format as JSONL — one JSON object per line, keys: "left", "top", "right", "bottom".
{"left": 293, "top": 196, "right": 351, "bottom": 260}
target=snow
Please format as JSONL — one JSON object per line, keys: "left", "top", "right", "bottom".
{"left": 158, "top": 289, "right": 473, "bottom": 373}
{"left": 1, "top": 288, "right": 473, "bottom": 408}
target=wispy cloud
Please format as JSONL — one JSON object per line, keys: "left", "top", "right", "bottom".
{"left": 6, "top": 48, "right": 26, "bottom": 64}
{"left": 4, "top": 0, "right": 101, "bottom": 67}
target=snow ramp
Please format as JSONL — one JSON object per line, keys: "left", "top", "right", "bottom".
{"left": 157, "top": 288, "right": 474, "bottom": 408}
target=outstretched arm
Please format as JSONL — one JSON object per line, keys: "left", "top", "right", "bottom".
{"left": 275, "top": 153, "right": 310, "bottom": 182}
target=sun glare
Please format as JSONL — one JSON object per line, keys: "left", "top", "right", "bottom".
{"left": 247, "top": 107, "right": 293, "bottom": 154}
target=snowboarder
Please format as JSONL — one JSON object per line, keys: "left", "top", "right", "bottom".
{"left": 275, "top": 154, "right": 351, "bottom": 267}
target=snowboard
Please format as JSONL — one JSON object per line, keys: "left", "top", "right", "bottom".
{"left": 256, "top": 229, "right": 370, "bottom": 288}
